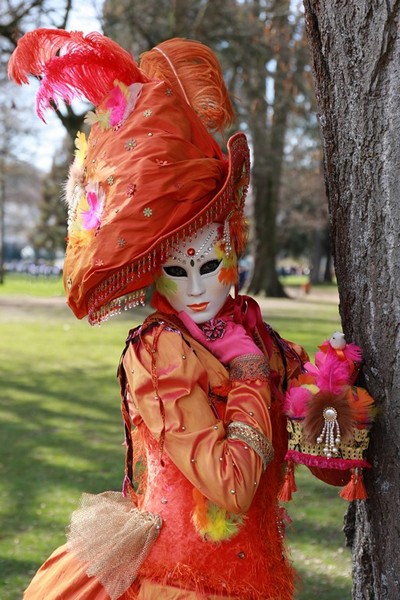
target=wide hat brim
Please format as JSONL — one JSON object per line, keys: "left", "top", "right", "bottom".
{"left": 63, "top": 97, "right": 250, "bottom": 324}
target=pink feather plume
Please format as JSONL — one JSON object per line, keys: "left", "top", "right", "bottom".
{"left": 342, "top": 342, "right": 363, "bottom": 363}
{"left": 8, "top": 29, "right": 148, "bottom": 120}
{"left": 316, "top": 338, "right": 362, "bottom": 367}
{"left": 303, "top": 361, "right": 319, "bottom": 377}
{"left": 284, "top": 386, "right": 312, "bottom": 418}
{"left": 316, "top": 353, "right": 351, "bottom": 394}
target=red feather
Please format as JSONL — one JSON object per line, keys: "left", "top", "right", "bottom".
{"left": 8, "top": 29, "right": 73, "bottom": 84}
{"left": 8, "top": 29, "right": 148, "bottom": 120}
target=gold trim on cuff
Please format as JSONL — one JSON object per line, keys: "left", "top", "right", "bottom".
{"left": 226, "top": 420, "right": 274, "bottom": 470}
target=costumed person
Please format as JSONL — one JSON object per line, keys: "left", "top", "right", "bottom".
{"left": 9, "top": 30, "right": 371, "bottom": 600}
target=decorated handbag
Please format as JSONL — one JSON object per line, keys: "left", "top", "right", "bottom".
{"left": 279, "top": 332, "right": 376, "bottom": 502}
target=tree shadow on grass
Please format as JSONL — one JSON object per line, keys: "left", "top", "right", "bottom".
{"left": 0, "top": 362, "right": 127, "bottom": 597}
{"left": 0, "top": 297, "right": 344, "bottom": 598}
{"left": 294, "top": 567, "right": 352, "bottom": 600}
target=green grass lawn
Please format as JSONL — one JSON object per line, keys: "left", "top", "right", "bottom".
{"left": 0, "top": 276, "right": 352, "bottom": 599}
{"left": 0, "top": 272, "right": 66, "bottom": 297}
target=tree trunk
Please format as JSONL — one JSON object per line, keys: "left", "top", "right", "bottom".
{"left": 323, "top": 228, "right": 333, "bottom": 283}
{"left": 248, "top": 86, "right": 288, "bottom": 296}
{"left": 310, "top": 225, "right": 333, "bottom": 284}
{"left": 247, "top": 0, "right": 292, "bottom": 297}
{"left": 309, "top": 228, "right": 324, "bottom": 284}
{"left": 303, "top": 1, "right": 400, "bottom": 598}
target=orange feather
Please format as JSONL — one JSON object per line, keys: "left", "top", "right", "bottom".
{"left": 348, "top": 386, "right": 377, "bottom": 425}
{"left": 140, "top": 38, "right": 234, "bottom": 133}
{"left": 192, "top": 488, "right": 209, "bottom": 530}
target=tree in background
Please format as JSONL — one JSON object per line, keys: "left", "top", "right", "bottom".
{"left": 303, "top": 1, "right": 400, "bottom": 597}
{"left": 241, "top": 0, "right": 296, "bottom": 296}
{"left": 31, "top": 140, "right": 71, "bottom": 259}
{"left": 279, "top": 147, "right": 331, "bottom": 283}
{"left": 1, "top": 161, "right": 43, "bottom": 261}
{"left": 0, "top": 1, "right": 93, "bottom": 262}
{"left": 103, "top": 0, "right": 323, "bottom": 295}
{"left": 2, "top": 0, "right": 328, "bottom": 289}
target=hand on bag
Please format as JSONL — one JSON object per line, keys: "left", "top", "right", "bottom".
{"left": 178, "top": 311, "right": 263, "bottom": 364}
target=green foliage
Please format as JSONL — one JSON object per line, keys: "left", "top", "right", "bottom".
{"left": 0, "top": 279, "right": 350, "bottom": 599}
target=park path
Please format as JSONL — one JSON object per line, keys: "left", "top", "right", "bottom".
{"left": 0, "top": 285, "right": 339, "bottom": 324}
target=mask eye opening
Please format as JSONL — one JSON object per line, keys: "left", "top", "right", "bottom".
{"left": 199, "top": 259, "right": 222, "bottom": 276}
{"left": 163, "top": 265, "right": 188, "bottom": 278}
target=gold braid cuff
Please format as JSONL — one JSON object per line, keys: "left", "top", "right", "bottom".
{"left": 229, "top": 354, "right": 270, "bottom": 382}
{"left": 226, "top": 421, "right": 274, "bottom": 470}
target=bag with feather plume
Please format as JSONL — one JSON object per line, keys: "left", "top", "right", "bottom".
{"left": 279, "top": 332, "right": 376, "bottom": 502}
{"left": 66, "top": 491, "right": 162, "bottom": 600}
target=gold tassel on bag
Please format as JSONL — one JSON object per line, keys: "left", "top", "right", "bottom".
{"left": 67, "top": 491, "right": 162, "bottom": 600}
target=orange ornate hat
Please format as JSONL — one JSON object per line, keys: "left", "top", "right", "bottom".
{"left": 8, "top": 31, "right": 250, "bottom": 324}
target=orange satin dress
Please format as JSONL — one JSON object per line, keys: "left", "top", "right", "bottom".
{"left": 24, "top": 309, "right": 306, "bottom": 600}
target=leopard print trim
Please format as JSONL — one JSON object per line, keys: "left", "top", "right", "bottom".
{"left": 226, "top": 421, "right": 274, "bottom": 470}
{"left": 229, "top": 354, "right": 270, "bottom": 382}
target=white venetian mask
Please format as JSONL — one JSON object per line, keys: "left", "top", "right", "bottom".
{"left": 157, "top": 223, "right": 232, "bottom": 324}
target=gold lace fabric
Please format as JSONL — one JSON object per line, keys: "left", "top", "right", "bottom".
{"left": 226, "top": 421, "right": 274, "bottom": 469}
{"left": 287, "top": 419, "right": 370, "bottom": 461}
{"left": 67, "top": 491, "right": 162, "bottom": 600}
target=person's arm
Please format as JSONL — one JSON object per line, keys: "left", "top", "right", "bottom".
{"left": 123, "top": 325, "right": 273, "bottom": 514}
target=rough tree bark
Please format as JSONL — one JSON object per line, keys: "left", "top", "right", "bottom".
{"left": 303, "top": 1, "right": 400, "bottom": 598}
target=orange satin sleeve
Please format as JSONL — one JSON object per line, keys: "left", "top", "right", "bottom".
{"left": 123, "top": 326, "right": 272, "bottom": 514}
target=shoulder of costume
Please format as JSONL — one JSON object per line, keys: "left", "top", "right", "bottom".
{"left": 118, "top": 312, "right": 191, "bottom": 376}
{"left": 124, "top": 312, "right": 193, "bottom": 347}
